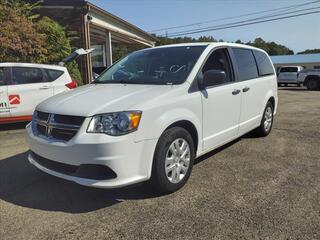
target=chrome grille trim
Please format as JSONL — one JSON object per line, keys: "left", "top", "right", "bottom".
{"left": 32, "top": 111, "right": 85, "bottom": 142}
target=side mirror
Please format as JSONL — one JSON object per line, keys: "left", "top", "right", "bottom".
{"left": 202, "top": 70, "right": 227, "bottom": 88}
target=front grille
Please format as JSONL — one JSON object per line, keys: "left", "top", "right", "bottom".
{"left": 32, "top": 111, "right": 85, "bottom": 142}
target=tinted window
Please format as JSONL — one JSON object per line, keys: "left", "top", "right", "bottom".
{"left": 233, "top": 48, "right": 258, "bottom": 81}
{"left": 253, "top": 50, "right": 274, "bottom": 76}
{"left": 12, "top": 67, "right": 45, "bottom": 85}
{"left": 280, "top": 67, "right": 298, "bottom": 73}
{"left": 45, "top": 69, "right": 64, "bottom": 81}
{"left": 202, "top": 48, "right": 233, "bottom": 85}
{"left": 95, "top": 46, "right": 206, "bottom": 85}
{"left": 0, "top": 68, "right": 5, "bottom": 86}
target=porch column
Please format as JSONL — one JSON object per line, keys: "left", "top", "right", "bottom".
{"left": 105, "top": 30, "right": 113, "bottom": 67}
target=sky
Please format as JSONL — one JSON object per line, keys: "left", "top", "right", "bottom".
{"left": 90, "top": 0, "right": 320, "bottom": 53}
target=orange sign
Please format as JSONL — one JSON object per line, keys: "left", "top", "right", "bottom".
{"left": 9, "top": 95, "right": 20, "bottom": 105}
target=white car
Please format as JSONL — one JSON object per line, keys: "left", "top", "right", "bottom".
{"left": 26, "top": 43, "right": 278, "bottom": 193}
{"left": 277, "top": 66, "right": 304, "bottom": 86}
{"left": 0, "top": 63, "right": 77, "bottom": 124}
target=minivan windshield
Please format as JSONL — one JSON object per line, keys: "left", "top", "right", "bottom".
{"left": 94, "top": 46, "right": 206, "bottom": 85}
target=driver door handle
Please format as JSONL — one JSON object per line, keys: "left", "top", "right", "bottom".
{"left": 243, "top": 87, "right": 250, "bottom": 92}
{"left": 232, "top": 89, "right": 241, "bottom": 95}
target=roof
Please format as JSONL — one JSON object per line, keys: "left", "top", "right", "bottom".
{"left": 0, "top": 63, "right": 66, "bottom": 70}
{"left": 271, "top": 53, "right": 320, "bottom": 65}
{"left": 152, "top": 42, "right": 266, "bottom": 51}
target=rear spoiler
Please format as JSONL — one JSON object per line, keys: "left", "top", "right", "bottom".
{"left": 58, "top": 48, "right": 95, "bottom": 66}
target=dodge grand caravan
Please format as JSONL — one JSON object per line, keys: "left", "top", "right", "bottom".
{"left": 26, "top": 43, "right": 278, "bottom": 193}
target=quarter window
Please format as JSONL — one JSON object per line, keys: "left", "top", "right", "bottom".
{"left": 45, "top": 69, "right": 64, "bottom": 81}
{"left": 233, "top": 48, "right": 258, "bottom": 81}
{"left": 11, "top": 67, "right": 45, "bottom": 85}
{"left": 253, "top": 50, "right": 274, "bottom": 76}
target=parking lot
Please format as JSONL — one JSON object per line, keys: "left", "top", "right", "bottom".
{"left": 0, "top": 88, "right": 319, "bottom": 240}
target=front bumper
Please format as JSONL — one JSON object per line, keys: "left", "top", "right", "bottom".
{"left": 26, "top": 123, "right": 158, "bottom": 188}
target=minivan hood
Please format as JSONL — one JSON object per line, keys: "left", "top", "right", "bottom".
{"left": 37, "top": 84, "right": 175, "bottom": 116}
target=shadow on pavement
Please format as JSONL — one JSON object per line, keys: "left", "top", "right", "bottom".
{"left": 0, "top": 122, "right": 29, "bottom": 131}
{"left": 0, "top": 132, "right": 252, "bottom": 213}
{"left": 0, "top": 151, "right": 160, "bottom": 213}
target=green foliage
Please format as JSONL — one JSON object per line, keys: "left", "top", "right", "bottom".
{"left": 246, "top": 38, "right": 294, "bottom": 56}
{"left": 0, "top": 0, "right": 40, "bottom": 20}
{"left": 157, "top": 36, "right": 294, "bottom": 56}
{"left": 65, "top": 61, "right": 82, "bottom": 86}
{"left": 297, "top": 49, "right": 320, "bottom": 54}
{"left": 0, "top": 1, "right": 82, "bottom": 83}
{"left": 35, "top": 17, "right": 71, "bottom": 63}
{"left": 0, "top": 4, "right": 47, "bottom": 63}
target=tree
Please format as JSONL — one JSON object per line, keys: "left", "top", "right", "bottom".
{"left": 0, "top": 1, "right": 82, "bottom": 84}
{"left": 35, "top": 16, "right": 82, "bottom": 84}
{"left": 298, "top": 49, "right": 320, "bottom": 54}
{"left": 0, "top": 4, "right": 47, "bottom": 63}
{"left": 246, "top": 38, "right": 294, "bottom": 55}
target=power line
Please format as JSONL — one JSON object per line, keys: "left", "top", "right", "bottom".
{"left": 164, "top": 6, "right": 320, "bottom": 37}
{"left": 149, "top": 0, "right": 320, "bottom": 33}
{"left": 167, "top": 11, "right": 320, "bottom": 37}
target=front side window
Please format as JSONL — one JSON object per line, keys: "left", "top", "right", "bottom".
{"left": 253, "top": 50, "right": 274, "bottom": 76}
{"left": 94, "top": 46, "right": 206, "bottom": 85}
{"left": 0, "top": 68, "right": 6, "bottom": 86}
{"left": 233, "top": 48, "right": 259, "bottom": 81}
{"left": 201, "top": 48, "right": 233, "bottom": 85}
{"left": 11, "top": 67, "right": 45, "bottom": 85}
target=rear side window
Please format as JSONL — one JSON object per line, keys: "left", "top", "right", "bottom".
{"left": 280, "top": 67, "right": 298, "bottom": 73}
{"left": 11, "top": 67, "right": 45, "bottom": 85}
{"left": 232, "top": 48, "right": 258, "bottom": 81}
{"left": 253, "top": 50, "right": 274, "bottom": 76}
{"left": 45, "top": 69, "right": 64, "bottom": 81}
{"left": 0, "top": 68, "right": 6, "bottom": 86}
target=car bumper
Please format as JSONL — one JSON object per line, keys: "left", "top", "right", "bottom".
{"left": 25, "top": 123, "right": 158, "bottom": 188}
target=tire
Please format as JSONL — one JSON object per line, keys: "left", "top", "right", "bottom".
{"left": 255, "top": 101, "right": 274, "bottom": 137}
{"left": 151, "top": 127, "right": 195, "bottom": 194}
{"left": 306, "top": 79, "right": 319, "bottom": 90}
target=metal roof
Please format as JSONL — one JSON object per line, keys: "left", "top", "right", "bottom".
{"left": 271, "top": 53, "right": 320, "bottom": 65}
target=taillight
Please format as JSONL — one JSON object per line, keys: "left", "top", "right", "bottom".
{"left": 65, "top": 79, "right": 77, "bottom": 89}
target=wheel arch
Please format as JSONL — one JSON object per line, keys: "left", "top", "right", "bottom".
{"left": 164, "top": 120, "right": 199, "bottom": 155}
{"left": 305, "top": 75, "right": 320, "bottom": 82}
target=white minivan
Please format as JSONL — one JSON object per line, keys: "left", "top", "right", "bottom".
{"left": 26, "top": 43, "right": 278, "bottom": 193}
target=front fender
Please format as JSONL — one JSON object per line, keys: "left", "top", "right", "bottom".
{"left": 134, "top": 107, "right": 202, "bottom": 153}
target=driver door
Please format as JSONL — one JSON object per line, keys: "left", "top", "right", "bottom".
{"left": 201, "top": 48, "right": 242, "bottom": 151}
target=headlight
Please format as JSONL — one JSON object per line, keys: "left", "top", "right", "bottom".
{"left": 87, "top": 111, "right": 142, "bottom": 136}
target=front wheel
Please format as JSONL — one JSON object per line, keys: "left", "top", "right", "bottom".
{"left": 255, "top": 102, "right": 274, "bottom": 137}
{"left": 151, "top": 127, "right": 195, "bottom": 194}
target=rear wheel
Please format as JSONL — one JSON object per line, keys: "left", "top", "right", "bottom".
{"left": 306, "top": 79, "right": 319, "bottom": 90}
{"left": 255, "top": 101, "right": 274, "bottom": 137}
{"left": 151, "top": 127, "right": 195, "bottom": 194}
